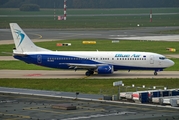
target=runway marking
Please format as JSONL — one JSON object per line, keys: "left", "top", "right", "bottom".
{"left": 23, "top": 105, "right": 50, "bottom": 110}
{"left": 77, "top": 106, "right": 106, "bottom": 111}
{"left": 4, "top": 118, "right": 23, "bottom": 120}
{"left": 24, "top": 108, "right": 68, "bottom": 114}
{"left": 24, "top": 107, "right": 103, "bottom": 115}
{"left": 0, "top": 112, "right": 30, "bottom": 120}
{"left": 88, "top": 101, "right": 179, "bottom": 113}
{"left": 24, "top": 74, "right": 42, "bottom": 77}
{"left": 58, "top": 34, "right": 82, "bottom": 39}
{"left": 58, "top": 33, "right": 101, "bottom": 36}
{"left": 61, "top": 112, "right": 136, "bottom": 120}
{"left": 0, "top": 94, "right": 70, "bottom": 103}
{"left": 29, "top": 33, "right": 42, "bottom": 39}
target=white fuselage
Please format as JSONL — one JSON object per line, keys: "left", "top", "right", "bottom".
{"left": 17, "top": 51, "right": 174, "bottom": 71}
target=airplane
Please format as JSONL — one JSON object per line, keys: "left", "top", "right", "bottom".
{"left": 10, "top": 23, "right": 174, "bottom": 76}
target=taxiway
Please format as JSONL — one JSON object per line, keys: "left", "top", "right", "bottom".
{"left": 1, "top": 26, "right": 179, "bottom": 42}
{"left": 0, "top": 70, "right": 179, "bottom": 79}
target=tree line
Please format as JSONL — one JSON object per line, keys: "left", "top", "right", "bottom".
{"left": 0, "top": 0, "right": 179, "bottom": 8}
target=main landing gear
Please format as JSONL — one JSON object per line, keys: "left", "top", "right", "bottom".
{"left": 154, "top": 71, "right": 158, "bottom": 76}
{"left": 85, "top": 70, "right": 94, "bottom": 76}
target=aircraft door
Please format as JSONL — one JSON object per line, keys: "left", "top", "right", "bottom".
{"left": 37, "top": 55, "right": 42, "bottom": 64}
{"left": 150, "top": 55, "right": 154, "bottom": 64}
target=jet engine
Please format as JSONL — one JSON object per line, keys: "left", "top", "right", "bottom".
{"left": 97, "top": 65, "right": 114, "bottom": 74}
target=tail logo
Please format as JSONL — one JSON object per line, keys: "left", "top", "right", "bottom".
{"left": 14, "top": 29, "right": 25, "bottom": 47}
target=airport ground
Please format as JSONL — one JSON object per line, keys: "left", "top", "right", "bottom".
{"left": 0, "top": 90, "right": 179, "bottom": 120}
{"left": 0, "top": 8, "right": 179, "bottom": 119}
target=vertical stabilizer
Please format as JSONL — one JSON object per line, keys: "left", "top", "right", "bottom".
{"left": 10, "top": 23, "right": 50, "bottom": 53}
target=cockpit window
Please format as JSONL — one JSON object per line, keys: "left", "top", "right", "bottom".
{"left": 159, "top": 57, "right": 166, "bottom": 60}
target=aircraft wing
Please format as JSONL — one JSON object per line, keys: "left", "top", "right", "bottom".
{"left": 67, "top": 63, "right": 98, "bottom": 69}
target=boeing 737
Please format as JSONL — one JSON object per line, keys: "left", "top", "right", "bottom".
{"left": 10, "top": 23, "right": 174, "bottom": 76}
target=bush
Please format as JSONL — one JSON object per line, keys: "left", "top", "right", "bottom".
{"left": 20, "top": 4, "right": 40, "bottom": 11}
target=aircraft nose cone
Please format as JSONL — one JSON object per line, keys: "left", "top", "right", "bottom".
{"left": 169, "top": 60, "right": 175, "bottom": 67}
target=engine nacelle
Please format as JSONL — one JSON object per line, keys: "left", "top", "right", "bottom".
{"left": 97, "top": 65, "right": 114, "bottom": 74}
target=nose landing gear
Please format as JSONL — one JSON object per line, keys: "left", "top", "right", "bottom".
{"left": 154, "top": 71, "right": 158, "bottom": 76}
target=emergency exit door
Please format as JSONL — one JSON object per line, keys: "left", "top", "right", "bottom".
{"left": 150, "top": 55, "right": 154, "bottom": 64}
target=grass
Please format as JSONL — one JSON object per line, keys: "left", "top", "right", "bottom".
{"left": 1, "top": 39, "right": 179, "bottom": 56}
{"left": 0, "top": 15, "right": 178, "bottom": 29}
{"left": 0, "top": 61, "right": 54, "bottom": 70}
{"left": 1, "top": 8, "right": 179, "bottom": 15}
{"left": 0, "top": 78, "right": 178, "bottom": 94}
{"left": 0, "top": 8, "right": 179, "bottom": 28}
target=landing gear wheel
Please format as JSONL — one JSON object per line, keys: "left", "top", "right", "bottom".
{"left": 154, "top": 71, "right": 158, "bottom": 76}
{"left": 85, "top": 71, "right": 91, "bottom": 76}
{"left": 89, "top": 70, "right": 94, "bottom": 75}
{"left": 85, "top": 70, "right": 94, "bottom": 76}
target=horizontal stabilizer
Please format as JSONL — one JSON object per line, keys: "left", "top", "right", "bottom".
{"left": 1, "top": 52, "right": 13, "bottom": 55}
{"left": 13, "top": 53, "right": 28, "bottom": 57}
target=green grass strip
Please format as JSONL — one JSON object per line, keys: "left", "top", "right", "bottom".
{"left": 0, "top": 78, "right": 178, "bottom": 94}
{"left": 1, "top": 8, "right": 179, "bottom": 15}
{"left": 0, "top": 60, "right": 53, "bottom": 70}
{"left": 1, "top": 40, "right": 179, "bottom": 56}
{"left": 1, "top": 8, "right": 179, "bottom": 28}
